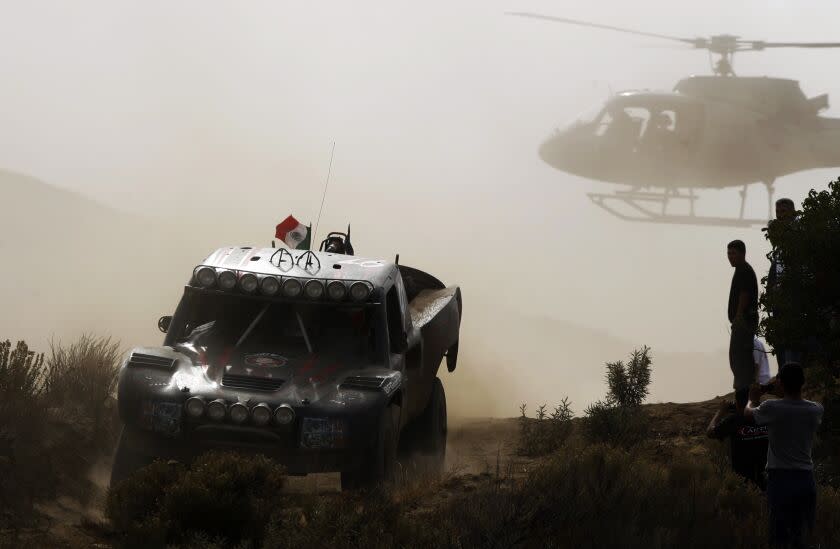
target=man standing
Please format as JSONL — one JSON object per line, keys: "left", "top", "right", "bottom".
{"left": 745, "top": 363, "right": 824, "bottom": 548}
{"left": 727, "top": 240, "right": 760, "bottom": 405}
{"left": 767, "top": 198, "right": 799, "bottom": 369}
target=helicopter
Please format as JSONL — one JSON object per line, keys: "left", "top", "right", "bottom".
{"left": 509, "top": 12, "right": 840, "bottom": 226}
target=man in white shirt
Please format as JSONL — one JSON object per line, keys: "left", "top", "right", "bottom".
{"left": 754, "top": 337, "right": 772, "bottom": 385}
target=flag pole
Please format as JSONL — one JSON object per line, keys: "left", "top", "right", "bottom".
{"left": 312, "top": 141, "right": 335, "bottom": 250}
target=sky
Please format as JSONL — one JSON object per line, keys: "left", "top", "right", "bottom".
{"left": 2, "top": 0, "right": 839, "bottom": 414}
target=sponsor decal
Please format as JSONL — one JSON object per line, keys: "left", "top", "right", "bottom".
{"left": 244, "top": 353, "right": 288, "bottom": 368}
{"left": 300, "top": 417, "right": 347, "bottom": 449}
{"left": 140, "top": 400, "right": 181, "bottom": 436}
{"left": 736, "top": 425, "right": 768, "bottom": 439}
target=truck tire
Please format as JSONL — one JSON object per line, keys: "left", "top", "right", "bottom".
{"left": 404, "top": 377, "right": 447, "bottom": 476}
{"left": 109, "top": 426, "right": 152, "bottom": 488}
{"left": 341, "top": 404, "right": 400, "bottom": 491}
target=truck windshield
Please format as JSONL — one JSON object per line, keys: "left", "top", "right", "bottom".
{"left": 177, "top": 293, "right": 381, "bottom": 365}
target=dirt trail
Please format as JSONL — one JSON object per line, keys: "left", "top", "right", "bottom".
{"left": 285, "top": 416, "right": 526, "bottom": 493}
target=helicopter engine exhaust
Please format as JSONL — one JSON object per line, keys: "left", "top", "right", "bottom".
{"left": 808, "top": 94, "right": 829, "bottom": 113}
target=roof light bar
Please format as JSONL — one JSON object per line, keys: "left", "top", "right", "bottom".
{"left": 191, "top": 266, "right": 374, "bottom": 303}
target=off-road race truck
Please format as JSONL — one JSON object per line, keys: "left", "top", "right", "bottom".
{"left": 111, "top": 245, "right": 462, "bottom": 490}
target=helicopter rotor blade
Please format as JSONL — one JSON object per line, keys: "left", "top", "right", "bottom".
{"left": 506, "top": 12, "right": 698, "bottom": 46}
{"left": 746, "top": 40, "right": 840, "bottom": 50}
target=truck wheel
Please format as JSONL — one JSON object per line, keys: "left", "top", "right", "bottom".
{"left": 415, "top": 377, "right": 447, "bottom": 475}
{"left": 341, "top": 404, "right": 399, "bottom": 491}
{"left": 109, "top": 426, "right": 152, "bottom": 488}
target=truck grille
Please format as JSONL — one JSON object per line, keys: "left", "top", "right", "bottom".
{"left": 340, "top": 376, "right": 386, "bottom": 390}
{"left": 222, "top": 374, "right": 285, "bottom": 392}
{"left": 127, "top": 352, "right": 176, "bottom": 370}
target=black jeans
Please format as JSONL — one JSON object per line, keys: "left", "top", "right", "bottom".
{"left": 729, "top": 323, "right": 756, "bottom": 392}
{"left": 767, "top": 469, "right": 817, "bottom": 548}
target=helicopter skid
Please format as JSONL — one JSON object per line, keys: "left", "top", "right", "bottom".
{"left": 587, "top": 189, "right": 768, "bottom": 227}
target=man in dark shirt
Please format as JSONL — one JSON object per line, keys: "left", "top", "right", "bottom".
{"left": 727, "top": 239, "right": 760, "bottom": 404}
{"left": 707, "top": 395, "right": 769, "bottom": 490}
{"left": 766, "top": 198, "right": 801, "bottom": 369}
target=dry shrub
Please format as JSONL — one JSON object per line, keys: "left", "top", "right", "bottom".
{"left": 424, "top": 443, "right": 770, "bottom": 549}
{"left": 0, "top": 340, "right": 50, "bottom": 526}
{"left": 815, "top": 485, "right": 840, "bottom": 548}
{"left": 0, "top": 335, "right": 122, "bottom": 528}
{"left": 102, "top": 444, "right": 840, "bottom": 549}
{"left": 106, "top": 452, "right": 287, "bottom": 548}
{"left": 0, "top": 340, "right": 45, "bottom": 407}
{"left": 263, "top": 489, "right": 407, "bottom": 549}
{"left": 517, "top": 399, "right": 574, "bottom": 456}
{"left": 45, "top": 334, "right": 121, "bottom": 430}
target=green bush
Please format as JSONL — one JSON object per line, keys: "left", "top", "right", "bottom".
{"left": 106, "top": 452, "right": 288, "bottom": 548}
{"left": 106, "top": 460, "right": 185, "bottom": 536}
{"left": 605, "top": 346, "right": 653, "bottom": 407}
{"left": 517, "top": 399, "right": 574, "bottom": 456}
{"left": 584, "top": 347, "right": 652, "bottom": 447}
{"left": 583, "top": 399, "right": 649, "bottom": 447}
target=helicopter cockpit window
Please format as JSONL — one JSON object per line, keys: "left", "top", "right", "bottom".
{"left": 593, "top": 108, "right": 644, "bottom": 141}
{"left": 594, "top": 112, "right": 612, "bottom": 136}
{"left": 592, "top": 102, "right": 700, "bottom": 152}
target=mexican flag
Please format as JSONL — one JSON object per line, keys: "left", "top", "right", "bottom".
{"left": 275, "top": 215, "right": 311, "bottom": 250}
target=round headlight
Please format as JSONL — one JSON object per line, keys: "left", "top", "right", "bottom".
{"left": 207, "top": 399, "right": 227, "bottom": 421}
{"left": 261, "top": 276, "right": 280, "bottom": 296}
{"left": 349, "top": 281, "right": 371, "bottom": 302}
{"left": 184, "top": 397, "right": 205, "bottom": 418}
{"left": 218, "top": 271, "right": 237, "bottom": 290}
{"left": 304, "top": 280, "right": 325, "bottom": 299}
{"left": 251, "top": 403, "right": 272, "bottom": 426}
{"left": 274, "top": 404, "right": 295, "bottom": 425}
{"left": 195, "top": 267, "right": 216, "bottom": 288}
{"left": 283, "top": 278, "right": 303, "bottom": 298}
{"left": 229, "top": 402, "right": 249, "bottom": 424}
{"left": 327, "top": 281, "right": 347, "bottom": 300}
{"left": 239, "top": 273, "right": 258, "bottom": 294}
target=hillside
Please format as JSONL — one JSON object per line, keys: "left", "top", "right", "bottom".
{"left": 0, "top": 169, "right": 186, "bottom": 349}
{"left": 447, "top": 302, "right": 732, "bottom": 418}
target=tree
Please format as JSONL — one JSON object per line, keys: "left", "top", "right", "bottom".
{"left": 760, "top": 178, "right": 840, "bottom": 367}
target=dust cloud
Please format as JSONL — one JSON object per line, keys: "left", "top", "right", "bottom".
{"left": 2, "top": 1, "right": 839, "bottom": 418}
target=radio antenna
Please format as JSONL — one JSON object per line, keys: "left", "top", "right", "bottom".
{"left": 312, "top": 141, "right": 336, "bottom": 247}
